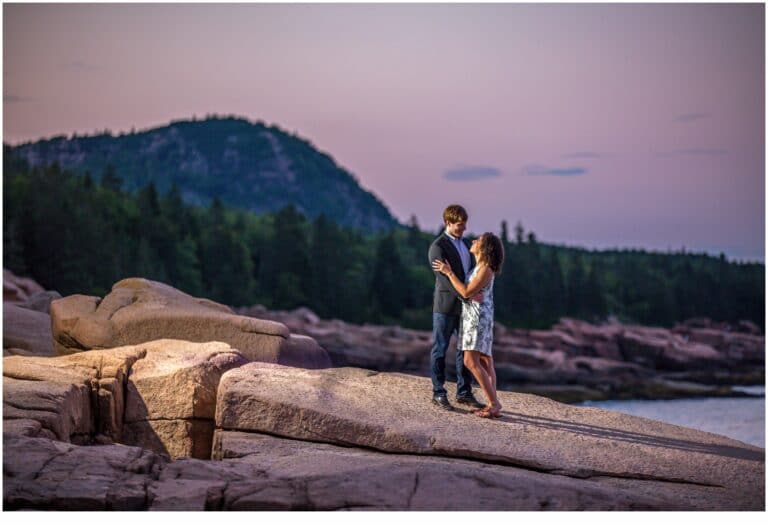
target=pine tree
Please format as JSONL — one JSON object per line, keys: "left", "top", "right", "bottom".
{"left": 268, "top": 205, "right": 311, "bottom": 309}
{"left": 500, "top": 220, "right": 509, "bottom": 245}
{"left": 540, "top": 251, "right": 566, "bottom": 325}
{"left": 101, "top": 164, "right": 122, "bottom": 192}
{"left": 172, "top": 236, "right": 203, "bottom": 296}
{"left": 514, "top": 221, "right": 525, "bottom": 244}
{"left": 3, "top": 218, "right": 27, "bottom": 274}
{"left": 583, "top": 259, "right": 607, "bottom": 321}
{"left": 566, "top": 253, "right": 587, "bottom": 318}
{"left": 309, "top": 214, "right": 343, "bottom": 317}
{"left": 370, "top": 232, "right": 406, "bottom": 319}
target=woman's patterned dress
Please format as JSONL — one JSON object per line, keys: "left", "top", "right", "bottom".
{"left": 458, "top": 266, "right": 495, "bottom": 356}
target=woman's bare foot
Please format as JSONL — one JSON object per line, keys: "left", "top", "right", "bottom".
{"left": 476, "top": 403, "right": 502, "bottom": 418}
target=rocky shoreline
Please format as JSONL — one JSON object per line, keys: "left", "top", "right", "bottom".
{"left": 3, "top": 271, "right": 765, "bottom": 510}
{"left": 236, "top": 304, "right": 764, "bottom": 403}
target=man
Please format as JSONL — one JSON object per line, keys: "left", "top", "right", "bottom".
{"left": 427, "top": 204, "right": 484, "bottom": 410}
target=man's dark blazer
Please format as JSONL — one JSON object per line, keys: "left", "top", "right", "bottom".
{"left": 428, "top": 233, "right": 476, "bottom": 315}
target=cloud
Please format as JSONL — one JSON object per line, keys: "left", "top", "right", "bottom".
{"left": 62, "top": 60, "right": 102, "bottom": 74}
{"left": 657, "top": 148, "right": 727, "bottom": 158}
{"left": 522, "top": 165, "right": 587, "bottom": 176}
{"left": 675, "top": 112, "right": 709, "bottom": 123}
{"left": 562, "top": 151, "right": 607, "bottom": 159}
{"left": 443, "top": 165, "right": 503, "bottom": 181}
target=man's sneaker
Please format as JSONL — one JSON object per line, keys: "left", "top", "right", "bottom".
{"left": 456, "top": 393, "right": 485, "bottom": 409}
{"left": 432, "top": 394, "right": 454, "bottom": 410}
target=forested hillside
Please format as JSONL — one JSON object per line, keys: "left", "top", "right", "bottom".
{"left": 6, "top": 116, "right": 397, "bottom": 231}
{"left": 4, "top": 154, "right": 763, "bottom": 331}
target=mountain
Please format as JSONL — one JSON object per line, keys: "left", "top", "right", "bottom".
{"left": 6, "top": 116, "right": 399, "bottom": 231}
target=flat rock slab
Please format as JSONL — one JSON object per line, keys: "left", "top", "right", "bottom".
{"left": 216, "top": 364, "right": 765, "bottom": 510}
{"left": 3, "top": 434, "right": 163, "bottom": 510}
{"left": 208, "top": 430, "right": 672, "bottom": 510}
{"left": 50, "top": 277, "right": 330, "bottom": 368}
{"left": 3, "top": 302, "right": 55, "bottom": 356}
{"left": 2, "top": 425, "right": 757, "bottom": 510}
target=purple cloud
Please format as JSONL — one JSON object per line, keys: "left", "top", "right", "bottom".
{"left": 443, "top": 165, "right": 503, "bottom": 181}
{"left": 523, "top": 165, "right": 587, "bottom": 176}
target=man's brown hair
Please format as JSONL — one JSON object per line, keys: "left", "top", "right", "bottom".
{"left": 443, "top": 204, "right": 468, "bottom": 224}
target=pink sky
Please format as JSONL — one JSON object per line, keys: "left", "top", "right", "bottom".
{"left": 3, "top": 3, "right": 765, "bottom": 261}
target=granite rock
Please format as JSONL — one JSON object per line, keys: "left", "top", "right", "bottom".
{"left": 3, "top": 302, "right": 55, "bottom": 357}
{"left": 216, "top": 363, "right": 764, "bottom": 509}
{"left": 51, "top": 278, "right": 330, "bottom": 368}
{"left": 122, "top": 339, "right": 248, "bottom": 459}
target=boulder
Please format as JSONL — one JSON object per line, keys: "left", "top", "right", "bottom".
{"left": 293, "top": 307, "right": 320, "bottom": 325}
{"left": 617, "top": 331, "right": 667, "bottom": 367}
{"left": 553, "top": 318, "right": 624, "bottom": 359}
{"left": 15, "top": 290, "right": 62, "bottom": 314}
{"left": 121, "top": 340, "right": 248, "bottom": 459}
{"left": 3, "top": 347, "right": 146, "bottom": 441}
{"left": 686, "top": 328, "right": 726, "bottom": 349}
{"left": 3, "top": 339, "right": 250, "bottom": 459}
{"left": 3, "top": 302, "right": 55, "bottom": 356}
{"left": 526, "top": 330, "right": 565, "bottom": 350}
{"left": 566, "top": 356, "right": 646, "bottom": 377}
{"left": 494, "top": 347, "right": 564, "bottom": 370}
{"left": 235, "top": 305, "right": 432, "bottom": 372}
{"left": 590, "top": 340, "right": 623, "bottom": 360}
{"left": 736, "top": 320, "right": 761, "bottom": 335}
{"left": 273, "top": 334, "right": 330, "bottom": 369}
{"left": 658, "top": 341, "right": 724, "bottom": 371}
{"left": 216, "top": 364, "right": 764, "bottom": 510}
{"left": 3, "top": 268, "right": 44, "bottom": 302}
{"left": 122, "top": 420, "right": 216, "bottom": 461}
{"left": 50, "top": 277, "right": 330, "bottom": 367}
{"left": 309, "top": 322, "right": 428, "bottom": 372}
{"left": 3, "top": 376, "right": 92, "bottom": 442}
{"left": 720, "top": 332, "right": 765, "bottom": 363}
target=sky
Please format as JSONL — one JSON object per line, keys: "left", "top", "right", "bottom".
{"left": 3, "top": 2, "right": 765, "bottom": 262}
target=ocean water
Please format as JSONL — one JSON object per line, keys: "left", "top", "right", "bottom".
{"left": 579, "top": 388, "right": 765, "bottom": 448}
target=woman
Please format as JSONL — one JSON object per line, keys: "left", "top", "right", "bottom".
{"left": 432, "top": 232, "right": 504, "bottom": 418}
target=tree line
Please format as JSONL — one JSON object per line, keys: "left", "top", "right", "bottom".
{"left": 3, "top": 155, "right": 764, "bottom": 331}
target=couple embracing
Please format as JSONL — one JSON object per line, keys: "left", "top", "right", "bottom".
{"left": 428, "top": 204, "right": 505, "bottom": 418}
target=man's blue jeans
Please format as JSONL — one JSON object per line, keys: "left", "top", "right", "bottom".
{"left": 430, "top": 312, "right": 474, "bottom": 397}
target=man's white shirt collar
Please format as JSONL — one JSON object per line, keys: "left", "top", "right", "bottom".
{"left": 445, "top": 229, "right": 462, "bottom": 242}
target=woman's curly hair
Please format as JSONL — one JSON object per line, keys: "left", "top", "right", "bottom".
{"left": 477, "top": 232, "right": 505, "bottom": 275}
